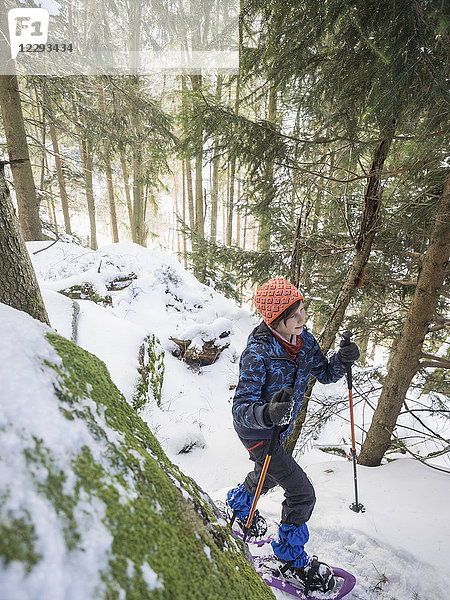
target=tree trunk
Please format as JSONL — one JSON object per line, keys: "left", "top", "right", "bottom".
{"left": 322, "top": 126, "right": 395, "bottom": 349}
{"left": 258, "top": 83, "right": 277, "bottom": 253}
{"left": 0, "top": 164, "right": 49, "bottom": 324}
{"left": 290, "top": 119, "right": 332, "bottom": 286}
{"left": 173, "top": 168, "right": 181, "bottom": 257}
{"left": 49, "top": 122, "right": 72, "bottom": 235}
{"left": 79, "top": 139, "right": 98, "bottom": 250}
{"left": 0, "top": 74, "right": 42, "bottom": 240}
{"left": 120, "top": 151, "right": 133, "bottom": 232}
{"left": 105, "top": 154, "right": 119, "bottom": 243}
{"left": 98, "top": 80, "right": 119, "bottom": 243}
{"left": 190, "top": 73, "right": 204, "bottom": 239}
{"left": 128, "top": 3, "right": 146, "bottom": 246}
{"left": 195, "top": 150, "right": 204, "bottom": 237}
{"left": 236, "top": 178, "right": 241, "bottom": 247}
{"left": 227, "top": 77, "right": 240, "bottom": 246}
{"left": 358, "top": 172, "right": 450, "bottom": 466}
{"left": 210, "top": 74, "right": 223, "bottom": 243}
{"left": 185, "top": 158, "right": 195, "bottom": 233}
{"left": 181, "top": 160, "right": 188, "bottom": 265}
{"left": 47, "top": 94, "right": 72, "bottom": 235}
{"left": 285, "top": 122, "right": 396, "bottom": 454}
{"left": 227, "top": 158, "right": 236, "bottom": 245}
{"left": 131, "top": 125, "right": 145, "bottom": 246}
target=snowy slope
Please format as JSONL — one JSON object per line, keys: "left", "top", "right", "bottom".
{"left": 28, "top": 240, "right": 450, "bottom": 600}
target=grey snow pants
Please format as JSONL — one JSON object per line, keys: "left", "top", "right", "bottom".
{"left": 240, "top": 435, "right": 316, "bottom": 526}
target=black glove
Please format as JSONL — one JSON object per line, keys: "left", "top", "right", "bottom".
{"left": 264, "top": 388, "right": 294, "bottom": 426}
{"left": 338, "top": 338, "right": 360, "bottom": 364}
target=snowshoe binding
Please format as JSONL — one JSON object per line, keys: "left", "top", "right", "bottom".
{"left": 235, "top": 508, "right": 268, "bottom": 539}
{"left": 220, "top": 499, "right": 268, "bottom": 540}
{"left": 278, "top": 555, "right": 335, "bottom": 596}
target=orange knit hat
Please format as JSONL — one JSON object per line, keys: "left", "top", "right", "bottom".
{"left": 254, "top": 278, "right": 304, "bottom": 324}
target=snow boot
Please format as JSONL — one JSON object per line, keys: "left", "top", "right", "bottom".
{"left": 226, "top": 483, "right": 268, "bottom": 539}
{"left": 235, "top": 508, "right": 268, "bottom": 538}
{"left": 277, "top": 555, "right": 335, "bottom": 596}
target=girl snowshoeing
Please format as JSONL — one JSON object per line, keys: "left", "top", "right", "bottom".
{"left": 227, "top": 277, "right": 359, "bottom": 593}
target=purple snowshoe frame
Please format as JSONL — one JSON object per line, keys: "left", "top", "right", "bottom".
{"left": 254, "top": 558, "right": 356, "bottom": 600}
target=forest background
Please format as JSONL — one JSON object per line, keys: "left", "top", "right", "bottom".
{"left": 0, "top": 0, "right": 449, "bottom": 469}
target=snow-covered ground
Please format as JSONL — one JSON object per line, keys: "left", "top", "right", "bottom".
{"left": 21, "top": 240, "right": 450, "bottom": 599}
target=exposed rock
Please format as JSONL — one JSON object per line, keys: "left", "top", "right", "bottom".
{"left": 170, "top": 336, "right": 230, "bottom": 367}
{"left": 59, "top": 282, "right": 112, "bottom": 306}
{"left": 106, "top": 272, "right": 137, "bottom": 291}
{"left": 0, "top": 310, "right": 274, "bottom": 600}
{"left": 133, "top": 334, "right": 165, "bottom": 411}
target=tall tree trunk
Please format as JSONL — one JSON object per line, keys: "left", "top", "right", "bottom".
{"left": 210, "top": 74, "right": 223, "bottom": 242}
{"left": 227, "top": 158, "right": 236, "bottom": 245}
{"left": 0, "top": 164, "right": 49, "bottom": 324}
{"left": 79, "top": 139, "right": 98, "bottom": 250}
{"left": 120, "top": 151, "right": 133, "bottom": 232}
{"left": 181, "top": 160, "right": 188, "bottom": 266}
{"left": 105, "top": 154, "right": 119, "bottom": 243}
{"left": 0, "top": 73, "right": 42, "bottom": 240}
{"left": 286, "top": 121, "right": 396, "bottom": 454}
{"left": 227, "top": 77, "right": 240, "bottom": 246}
{"left": 129, "top": 2, "right": 146, "bottom": 246}
{"left": 131, "top": 124, "right": 145, "bottom": 245}
{"left": 47, "top": 96, "right": 72, "bottom": 235}
{"left": 49, "top": 124, "right": 71, "bottom": 234}
{"left": 236, "top": 178, "right": 241, "bottom": 246}
{"left": 173, "top": 168, "right": 181, "bottom": 257}
{"left": 190, "top": 74, "right": 204, "bottom": 239}
{"left": 30, "top": 85, "right": 46, "bottom": 201}
{"left": 98, "top": 81, "right": 119, "bottom": 243}
{"left": 258, "top": 83, "right": 277, "bottom": 253}
{"left": 185, "top": 158, "right": 195, "bottom": 233}
{"left": 44, "top": 153, "right": 58, "bottom": 234}
{"left": 290, "top": 118, "right": 332, "bottom": 286}
{"left": 358, "top": 173, "right": 450, "bottom": 466}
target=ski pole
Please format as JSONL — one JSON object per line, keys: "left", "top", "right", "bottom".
{"left": 243, "top": 386, "right": 294, "bottom": 542}
{"left": 341, "top": 331, "right": 365, "bottom": 514}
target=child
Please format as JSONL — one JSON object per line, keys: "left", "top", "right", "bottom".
{"left": 227, "top": 277, "right": 359, "bottom": 592}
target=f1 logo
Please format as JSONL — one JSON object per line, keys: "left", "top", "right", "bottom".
{"left": 8, "top": 8, "right": 50, "bottom": 59}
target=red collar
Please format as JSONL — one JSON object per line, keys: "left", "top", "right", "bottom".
{"left": 269, "top": 327, "right": 303, "bottom": 359}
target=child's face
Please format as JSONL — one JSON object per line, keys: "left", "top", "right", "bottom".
{"left": 274, "top": 302, "right": 306, "bottom": 340}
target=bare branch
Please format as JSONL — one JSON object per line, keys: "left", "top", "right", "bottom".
{"left": 420, "top": 353, "right": 450, "bottom": 368}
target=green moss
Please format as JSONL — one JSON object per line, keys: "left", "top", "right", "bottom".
{"left": 59, "top": 283, "right": 112, "bottom": 306}
{"left": 133, "top": 335, "right": 165, "bottom": 411}
{"left": 23, "top": 437, "right": 81, "bottom": 550}
{"left": 0, "top": 505, "right": 42, "bottom": 573}
{"left": 40, "top": 332, "right": 274, "bottom": 599}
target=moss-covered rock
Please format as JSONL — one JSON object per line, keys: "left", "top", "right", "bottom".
{"left": 133, "top": 334, "right": 165, "bottom": 411}
{"left": 59, "top": 282, "right": 113, "bottom": 306}
{"left": 0, "top": 324, "right": 274, "bottom": 600}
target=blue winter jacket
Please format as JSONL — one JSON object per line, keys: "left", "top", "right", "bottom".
{"left": 232, "top": 322, "right": 347, "bottom": 441}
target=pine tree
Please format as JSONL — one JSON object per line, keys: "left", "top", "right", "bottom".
{"left": 0, "top": 0, "right": 42, "bottom": 241}
{"left": 0, "top": 163, "right": 49, "bottom": 325}
{"left": 358, "top": 171, "right": 450, "bottom": 466}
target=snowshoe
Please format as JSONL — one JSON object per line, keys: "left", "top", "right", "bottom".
{"left": 254, "top": 555, "right": 355, "bottom": 600}
{"left": 277, "top": 555, "right": 335, "bottom": 596}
